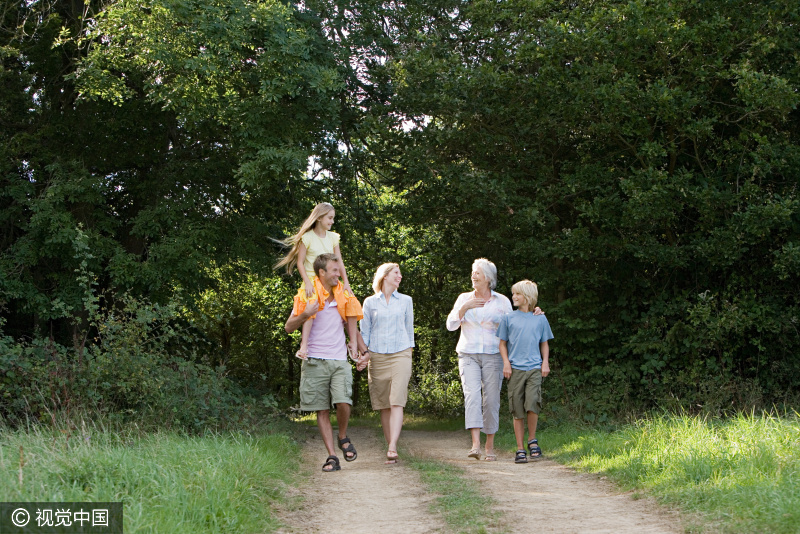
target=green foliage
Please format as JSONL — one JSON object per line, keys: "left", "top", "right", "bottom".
{"left": 0, "top": 288, "right": 248, "bottom": 429}
{"left": 3, "top": 0, "right": 800, "bottom": 423}
{"left": 0, "top": 230, "right": 248, "bottom": 429}
{"left": 330, "top": 0, "right": 800, "bottom": 414}
{"left": 184, "top": 262, "right": 300, "bottom": 401}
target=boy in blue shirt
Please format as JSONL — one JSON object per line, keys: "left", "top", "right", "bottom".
{"left": 497, "top": 280, "right": 553, "bottom": 464}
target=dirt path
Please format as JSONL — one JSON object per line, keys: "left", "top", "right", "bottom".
{"left": 277, "top": 426, "right": 683, "bottom": 533}
{"left": 276, "top": 426, "right": 446, "bottom": 533}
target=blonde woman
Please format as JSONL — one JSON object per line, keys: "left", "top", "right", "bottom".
{"left": 275, "top": 202, "right": 357, "bottom": 359}
{"left": 360, "top": 263, "right": 414, "bottom": 464}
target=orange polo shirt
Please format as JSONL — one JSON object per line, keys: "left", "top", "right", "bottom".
{"left": 293, "top": 277, "right": 363, "bottom": 321}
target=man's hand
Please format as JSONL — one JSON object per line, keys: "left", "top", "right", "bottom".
{"left": 305, "top": 299, "right": 320, "bottom": 317}
{"left": 541, "top": 360, "right": 550, "bottom": 377}
{"left": 503, "top": 362, "right": 512, "bottom": 379}
{"left": 347, "top": 341, "right": 358, "bottom": 362}
{"left": 284, "top": 299, "right": 321, "bottom": 334}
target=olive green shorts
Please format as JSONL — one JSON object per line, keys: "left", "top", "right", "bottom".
{"left": 299, "top": 358, "right": 353, "bottom": 412}
{"left": 507, "top": 368, "right": 542, "bottom": 419}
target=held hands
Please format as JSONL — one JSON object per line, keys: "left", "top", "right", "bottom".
{"left": 355, "top": 350, "right": 370, "bottom": 372}
{"left": 347, "top": 342, "right": 358, "bottom": 362}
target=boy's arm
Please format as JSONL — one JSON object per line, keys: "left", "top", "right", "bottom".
{"left": 540, "top": 340, "right": 550, "bottom": 377}
{"left": 499, "top": 339, "right": 512, "bottom": 379}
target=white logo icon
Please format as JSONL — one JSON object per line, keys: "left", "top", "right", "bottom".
{"left": 11, "top": 508, "right": 30, "bottom": 527}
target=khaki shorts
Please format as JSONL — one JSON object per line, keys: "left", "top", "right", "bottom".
{"left": 368, "top": 348, "right": 413, "bottom": 410}
{"left": 299, "top": 358, "right": 353, "bottom": 412}
{"left": 507, "top": 368, "right": 542, "bottom": 419}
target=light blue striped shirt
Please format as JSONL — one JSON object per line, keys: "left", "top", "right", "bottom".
{"left": 360, "top": 291, "right": 415, "bottom": 354}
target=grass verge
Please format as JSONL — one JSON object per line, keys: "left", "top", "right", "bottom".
{"left": 405, "top": 455, "right": 503, "bottom": 534}
{"left": 348, "top": 413, "right": 502, "bottom": 533}
{"left": 1, "top": 417, "right": 301, "bottom": 533}
{"left": 498, "top": 411, "right": 799, "bottom": 533}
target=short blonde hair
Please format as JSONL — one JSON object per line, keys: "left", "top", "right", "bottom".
{"left": 372, "top": 262, "right": 400, "bottom": 294}
{"left": 511, "top": 280, "right": 538, "bottom": 310}
{"left": 472, "top": 258, "right": 497, "bottom": 290}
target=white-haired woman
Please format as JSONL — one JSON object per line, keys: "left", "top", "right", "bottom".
{"left": 446, "top": 258, "right": 511, "bottom": 461}
{"left": 360, "top": 263, "right": 414, "bottom": 464}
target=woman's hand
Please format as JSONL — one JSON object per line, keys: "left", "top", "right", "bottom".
{"left": 343, "top": 281, "right": 353, "bottom": 296}
{"left": 533, "top": 306, "right": 544, "bottom": 315}
{"left": 460, "top": 296, "right": 487, "bottom": 317}
{"left": 304, "top": 279, "right": 314, "bottom": 298}
{"left": 503, "top": 362, "right": 512, "bottom": 379}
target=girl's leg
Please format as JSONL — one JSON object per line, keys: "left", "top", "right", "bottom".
{"left": 297, "top": 317, "right": 313, "bottom": 358}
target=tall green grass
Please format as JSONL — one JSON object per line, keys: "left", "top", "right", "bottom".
{"left": 1, "top": 419, "right": 300, "bottom": 533}
{"left": 533, "top": 412, "right": 800, "bottom": 533}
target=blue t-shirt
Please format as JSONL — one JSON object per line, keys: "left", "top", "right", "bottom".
{"left": 496, "top": 310, "right": 554, "bottom": 371}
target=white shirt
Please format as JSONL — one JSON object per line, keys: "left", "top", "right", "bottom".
{"left": 446, "top": 291, "right": 512, "bottom": 355}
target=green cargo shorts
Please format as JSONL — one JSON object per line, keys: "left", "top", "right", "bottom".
{"left": 507, "top": 368, "right": 542, "bottom": 419}
{"left": 299, "top": 358, "right": 353, "bottom": 412}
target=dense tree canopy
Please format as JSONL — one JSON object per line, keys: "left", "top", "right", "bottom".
{"left": 1, "top": 0, "right": 798, "bottom": 424}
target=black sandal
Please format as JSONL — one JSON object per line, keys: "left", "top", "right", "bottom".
{"left": 515, "top": 449, "right": 528, "bottom": 464}
{"left": 528, "top": 438, "right": 542, "bottom": 459}
{"left": 322, "top": 455, "right": 341, "bottom": 472}
{"left": 338, "top": 436, "right": 358, "bottom": 462}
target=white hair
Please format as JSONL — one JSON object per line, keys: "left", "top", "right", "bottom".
{"left": 472, "top": 258, "right": 497, "bottom": 290}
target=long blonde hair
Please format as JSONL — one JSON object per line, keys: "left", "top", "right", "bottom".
{"left": 274, "top": 202, "right": 335, "bottom": 274}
